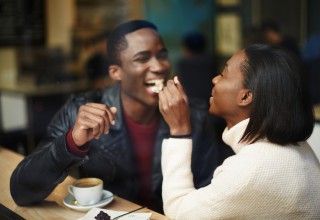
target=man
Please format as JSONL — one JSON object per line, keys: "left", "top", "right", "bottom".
{"left": 10, "top": 20, "right": 232, "bottom": 213}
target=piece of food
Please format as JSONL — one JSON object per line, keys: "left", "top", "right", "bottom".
{"left": 145, "top": 79, "right": 164, "bottom": 93}
{"left": 95, "top": 210, "right": 111, "bottom": 220}
{"left": 151, "top": 79, "right": 164, "bottom": 93}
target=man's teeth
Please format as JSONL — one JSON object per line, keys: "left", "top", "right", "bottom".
{"left": 145, "top": 79, "right": 164, "bottom": 93}
{"left": 145, "top": 79, "right": 164, "bottom": 85}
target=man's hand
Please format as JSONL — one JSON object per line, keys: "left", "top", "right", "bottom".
{"left": 72, "top": 103, "right": 117, "bottom": 146}
{"left": 159, "top": 76, "right": 191, "bottom": 136}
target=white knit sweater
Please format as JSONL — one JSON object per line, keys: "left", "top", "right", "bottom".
{"left": 162, "top": 119, "right": 320, "bottom": 220}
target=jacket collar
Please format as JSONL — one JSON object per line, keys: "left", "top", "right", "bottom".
{"left": 100, "top": 83, "right": 170, "bottom": 135}
{"left": 100, "top": 83, "right": 123, "bottom": 131}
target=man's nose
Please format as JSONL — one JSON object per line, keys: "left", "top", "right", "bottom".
{"left": 150, "top": 58, "right": 167, "bottom": 73}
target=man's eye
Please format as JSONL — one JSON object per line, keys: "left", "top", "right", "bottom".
{"left": 135, "top": 57, "right": 149, "bottom": 62}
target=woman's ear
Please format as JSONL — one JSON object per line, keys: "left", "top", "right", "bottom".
{"left": 109, "top": 65, "right": 122, "bottom": 81}
{"left": 238, "top": 89, "right": 253, "bottom": 106}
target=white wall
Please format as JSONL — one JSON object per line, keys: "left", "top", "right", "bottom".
{"left": 0, "top": 92, "right": 27, "bottom": 132}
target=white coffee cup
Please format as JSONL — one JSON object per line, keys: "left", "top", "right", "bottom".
{"left": 68, "top": 177, "right": 103, "bottom": 206}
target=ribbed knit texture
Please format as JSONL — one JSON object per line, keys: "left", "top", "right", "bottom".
{"left": 162, "top": 119, "right": 320, "bottom": 220}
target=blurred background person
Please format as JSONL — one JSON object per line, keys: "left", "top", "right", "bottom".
{"left": 301, "top": 32, "right": 320, "bottom": 62}
{"left": 301, "top": 33, "right": 320, "bottom": 104}
{"left": 243, "top": 26, "right": 264, "bottom": 48}
{"left": 176, "top": 31, "right": 227, "bottom": 141}
{"left": 176, "top": 31, "right": 218, "bottom": 106}
{"left": 85, "top": 31, "right": 110, "bottom": 89}
{"left": 261, "top": 20, "right": 300, "bottom": 57}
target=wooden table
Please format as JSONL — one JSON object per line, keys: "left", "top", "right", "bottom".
{"left": 0, "top": 146, "right": 168, "bottom": 219}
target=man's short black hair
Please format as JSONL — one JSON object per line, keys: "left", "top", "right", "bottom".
{"left": 107, "top": 20, "right": 158, "bottom": 66}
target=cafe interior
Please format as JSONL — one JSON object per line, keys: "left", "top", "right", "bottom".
{"left": 0, "top": 0, "right": 320, "bottom": 219}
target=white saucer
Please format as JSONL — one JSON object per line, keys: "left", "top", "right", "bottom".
{"left": 63, "top": 190, "right": 114, "bottom": 212}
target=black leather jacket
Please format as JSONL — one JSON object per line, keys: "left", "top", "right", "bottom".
{"left": 10, "top": 83, "right": 233, "bottom": 213}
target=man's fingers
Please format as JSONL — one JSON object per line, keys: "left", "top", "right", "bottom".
{"left": 85, "top": 103, "right": 117, "bottom": 130}
{"left": 78, "top": 103, "right": 117, "bottom": 135}
{"left": 85, "top": 102, "right": 110, "bottom": 110}
{"left": 78, "top": 110, "right": 107, "bottom": 137}
{"left": 85, "top": 103, "right": 111, "bottom": 126}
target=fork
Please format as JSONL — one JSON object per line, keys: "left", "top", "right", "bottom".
{"left": 112, "top": 206, "right": 145, "bottom": 220}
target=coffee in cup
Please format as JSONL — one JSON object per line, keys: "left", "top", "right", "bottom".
{"left": 68, "top": 177, "right": 103, "bottom": 206}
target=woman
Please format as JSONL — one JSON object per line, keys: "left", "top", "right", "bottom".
{"left": 159, "top": 44, "right": 320, "bottom": 219}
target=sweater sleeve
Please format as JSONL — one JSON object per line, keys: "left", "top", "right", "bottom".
{"left": 162, "top": 138, "right": 213, "bottom": 219}
{"left": 161, "top": 138, "right": 253, "bottom": 220}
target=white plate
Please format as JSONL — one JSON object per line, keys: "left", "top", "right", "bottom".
{"left": 63, "top": 190, "right": 114, "bottom": 212}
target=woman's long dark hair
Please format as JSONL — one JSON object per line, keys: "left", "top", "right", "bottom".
{"left": 240, "top": 44, "right": 314, "bottom": 145}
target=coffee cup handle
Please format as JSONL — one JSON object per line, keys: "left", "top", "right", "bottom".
{"left": 67, "top": 185, "right": 74, "bottom": 196}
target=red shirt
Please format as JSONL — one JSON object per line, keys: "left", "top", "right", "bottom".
{"left": 123, "top": 111, "right": 159, "bottom": 209}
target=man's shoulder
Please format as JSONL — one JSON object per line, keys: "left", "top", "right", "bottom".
{"left": 188, "top": 97, "right": 210, "bottom": 125}
{"left": 71, "top": 83, "right": 119, "bottom": 104}
{"left": 188, "top": 97, "right": 209, "bottom": 112}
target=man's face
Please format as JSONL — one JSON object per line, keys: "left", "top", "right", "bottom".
{"left": 116, "top": 28, "right": 171, "bottom": 107}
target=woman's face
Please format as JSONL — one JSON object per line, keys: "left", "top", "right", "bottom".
{"left": 209, "top": 50, "right": 248, "bottom": 127}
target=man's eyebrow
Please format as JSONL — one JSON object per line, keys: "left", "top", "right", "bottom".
{"left": 132, "top": 51, "right": 150, "bottom": 58}
{"left": 132, "top": 48, "right": 168, "bottom": 58}
{"left": 159, "top": 48, "right": 168, "bottom": 53}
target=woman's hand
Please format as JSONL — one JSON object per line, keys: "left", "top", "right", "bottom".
{"left": 159, "top": 76, "right": 191, "bottom": 135}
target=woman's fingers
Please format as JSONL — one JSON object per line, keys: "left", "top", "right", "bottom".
{"left": 173, "top": 76, "right": 188, "bottom": 103}
{"left": 159, "top": 78, "right": 191, "bottom": 135}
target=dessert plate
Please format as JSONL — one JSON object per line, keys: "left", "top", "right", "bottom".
{"left": 63, "top": 190, "right": 114, "bottom": 212}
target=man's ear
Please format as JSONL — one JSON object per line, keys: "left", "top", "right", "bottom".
{"left": 109, "top": 65, "right": 122, "bottom": 81}
{"left": 238, "top": 89, "right": 253, "bottom": 106}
